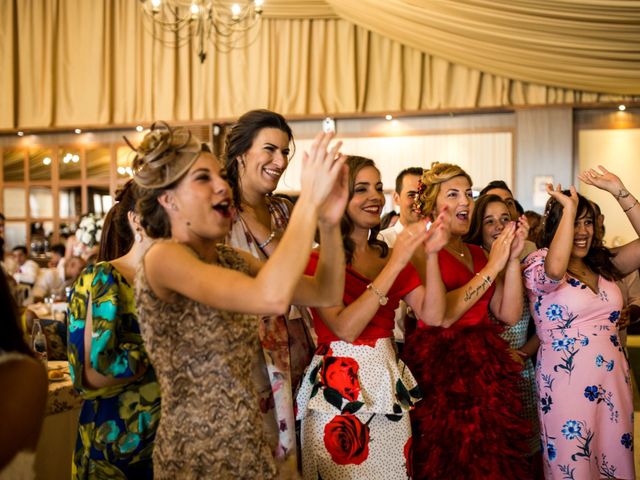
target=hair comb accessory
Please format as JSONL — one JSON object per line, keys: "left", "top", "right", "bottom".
{"left": 126, "top": 121, "right": 205, "bottom": 189}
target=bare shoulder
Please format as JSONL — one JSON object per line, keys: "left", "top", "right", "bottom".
{"left": 0, "top": 356, "right": 47, "bottom": 400}
{"left": 0, "top": 356, "right": 47, "bottom": 464}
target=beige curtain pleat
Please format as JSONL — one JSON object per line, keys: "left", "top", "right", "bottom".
{"left": 1, "top": 0, "right": 638, "bottom": 130}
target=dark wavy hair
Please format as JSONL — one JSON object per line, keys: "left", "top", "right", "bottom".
{"left": 341, "top": 156, "right": 389, "bottom": 264}
{"left": 464, "top": 194, "right": 507, "bottom": 247}
{"left": 541, "top": 190, "right": 622, "bottom": 281}
{"left": 98, "top": 180, "right": 138, "bottom": 262}
{"left": 223, "top": 109, "right": 294, "bottom": 210}
{"left": 0, "top": 273, "right": 33, "bottom": 356}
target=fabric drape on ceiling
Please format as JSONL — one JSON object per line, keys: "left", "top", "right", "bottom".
{"left": 324, "top": 0, "right": 640, "bottom": 95}
{"left": 0, "top": 0, "right": 637, "bottom": 130}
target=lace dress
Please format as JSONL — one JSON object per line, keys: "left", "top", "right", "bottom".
{"left": 135, "top": 242, "right": 276, "bottom": 479}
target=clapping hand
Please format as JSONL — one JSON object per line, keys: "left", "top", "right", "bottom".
{"left": 423, "top": 207, "right": 450, "bottom": 255}
{"left": 488, "top": 222, "right": 516, "bottom": 272}
{"left": 509, "top": 215, "right": 530, "bottom": 260}
{"left": 299, "top": 132, "right": 345, "bottom": 208}
{"left": 319, "top": 160, "right": 349, "bottom": 226}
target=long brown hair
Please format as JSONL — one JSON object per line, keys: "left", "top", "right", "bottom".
{"left": 0, "top": 274, "right": 34, "bottom": 356}
{"left": 541, "top": 191, "right": 622, "bottom": 281}
{"left": 341, "top": 156, "right": 388, "bottom": 264}
{"left": 464, "top": 194, "right": 507, "bottom": 247}
{"left": 97, "top": 180, "right": 138, "bottom": 262}
{"left": 223, "top": 109, "right": 294, "bottom": 210}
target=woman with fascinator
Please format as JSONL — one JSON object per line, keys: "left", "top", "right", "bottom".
{"left": 130, "top": 122, "right": 347, "bottom": 478}
{"left": 522, "top": 166, "right": 640, "bottom": 479}
{"left": 67, "top": 180, "right": 160, "bottom": 479}
{"left": 402, "top": 163, "right": 531, "bottom": 479}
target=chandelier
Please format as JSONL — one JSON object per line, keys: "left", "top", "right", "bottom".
{"left": 139, "top": 0, "right": 264, "bottom": 63}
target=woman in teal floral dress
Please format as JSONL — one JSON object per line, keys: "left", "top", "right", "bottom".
{"left": 68, "top": 181, "right": 160, "bottom": 479}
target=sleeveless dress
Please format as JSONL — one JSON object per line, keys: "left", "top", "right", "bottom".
{"left": 523, "top": 248, "right": 634, "bottom": 479}
{"left": 227, "top": 195, "right": 314, "bottom": 463}
{"left": 67, "top": 262, "right": 161, "bottom": 479}
{"left": 402, "top": 244, "right": 530, "bottom": 480}
{"left": 0, "top": 351, "right": 37, "bottom": 480}
{"left": 297, "top": 252, "right": 423, "bottom": 479}
{"left": 134, "top": 241, "right": 276, "bottom": 479}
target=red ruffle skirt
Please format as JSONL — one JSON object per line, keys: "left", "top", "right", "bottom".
{"left": 402, "top": 321, "right": 532, "bottom": 480}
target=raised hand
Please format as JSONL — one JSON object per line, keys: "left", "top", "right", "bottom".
{"left": 487, "top": 221, "right": 516, "bottom": 272}
{"left": 299, "top": 131, "right": 345, "bottom": 207}
{"left": 578, "top": 165, "right": 626, "bottom": 196}
{"left": 546, "top": 183, "right": 578, "bottom": 213}
{"left": 423, "top": 207, "right": 450, "bottom": 255}
{"left": 509, "top": 214, "right": 530, "bottom": 260}
{"left": 318, "top": 161, "right": 349, "bottom": 226}
{"left": 390, "top": 221, "right": 430, "bottom": 269}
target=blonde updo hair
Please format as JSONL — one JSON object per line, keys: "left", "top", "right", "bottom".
{"left": 127, "top": 121, "right": 210, "bottom": 238}
{"left": 415, "top": 162, "right": 473, "bottom": 219}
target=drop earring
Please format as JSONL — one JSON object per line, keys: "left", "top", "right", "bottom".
{"left": 134, "top": 229, "right": 143, "bottom": 243}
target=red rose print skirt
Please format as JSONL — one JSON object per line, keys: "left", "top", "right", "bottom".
{"left": 296, "top": 338, "right": 422, "bottom": 479}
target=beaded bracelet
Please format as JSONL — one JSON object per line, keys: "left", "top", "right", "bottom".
{"left": 258, "top": 232, "right": 276, "bottom": 249}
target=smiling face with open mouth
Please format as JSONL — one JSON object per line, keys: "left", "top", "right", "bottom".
{"left": 239, "top": 127, "right": 291, "bottom": 198}
{"left": 435, "top": 175, "right": 474, "bottom": 237}
{"left": 347, "top": 166, "right": 385, "bottom": 229}
{"left": 571, "top": 209, "right": 594, "bottom": 258}
{"left": 481, "top": 201, "right": 511, "bottom": 250}
{"left": 169, "top": 153, "right": 234, "bottom": 241}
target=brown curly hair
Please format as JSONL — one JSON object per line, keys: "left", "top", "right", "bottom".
{"left": 414, "top": 162, "right": 473, "bottom": 219}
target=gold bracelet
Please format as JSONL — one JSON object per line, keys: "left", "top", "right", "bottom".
{"left": 623, "top": 199, "right": 638, "bottom": 214}
{"left": 366, "top": 283, "right": 388, "bottom": 305}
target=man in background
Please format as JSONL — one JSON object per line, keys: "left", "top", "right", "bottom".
{"left": 11, "top": 245, "right": 39, "bottom": 286}
{"left": 379, "top": 167, "right": 423, "bottom": 351}
{"left": 379, "top": 167, "right": 423, "bottom": 246}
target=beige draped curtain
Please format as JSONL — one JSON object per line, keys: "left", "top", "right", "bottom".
{"left": 0, "top": 0, "right": 638, "bottom": 130}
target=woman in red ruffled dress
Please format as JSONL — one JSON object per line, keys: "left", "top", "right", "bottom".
{"left": 402, "top": 163, "right": 531, "bottom": 480}
{"left": 296, "top": 156, "right": 450, "bottom": 479}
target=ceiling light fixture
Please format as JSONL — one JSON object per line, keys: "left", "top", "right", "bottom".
{"left": 139, "top": 0, "right": 264, "bottom": 63}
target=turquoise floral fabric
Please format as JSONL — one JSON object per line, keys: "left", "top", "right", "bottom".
{"left": 68, "top": 262, "right": 160, "bottom": 479}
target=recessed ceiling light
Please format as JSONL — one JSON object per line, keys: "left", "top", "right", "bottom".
{"left": 74, "top": 128, "right": 82, "bottom": 134}
{"left": 17, "top": 131, "right": 24, "bottom": 136}
{"left": 618, "top": 104, "right": 626, "bottom": 111}
{"left": 136, "top": 125, "right": 144, "bottom": 132}
{"left": 385, "top": 114, "right": 393, "bottom": 121}
{"left": 43, "top": 157, "right": 51, "bottom": 166}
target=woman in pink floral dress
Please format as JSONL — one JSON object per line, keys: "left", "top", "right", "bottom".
{"left": 296, "top": 156, "right": 450, "bottom": 479}
{"left": 523, "top": 167, "right": 640, "bottom": 479}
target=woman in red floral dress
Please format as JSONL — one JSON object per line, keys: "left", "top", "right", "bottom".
{"left": 296, "top": 156, "right": 450, "bottom": 479}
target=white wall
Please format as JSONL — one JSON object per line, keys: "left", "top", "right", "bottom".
{"left": 276, "top": 131, "right": 513, "bottom": 196}
{"left": 579, "top": 128, "right": 640, "bottom": 246}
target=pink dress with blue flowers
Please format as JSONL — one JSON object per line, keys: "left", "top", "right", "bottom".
{"left": 523, "top": 249, "right": 634, "bottom": 479}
